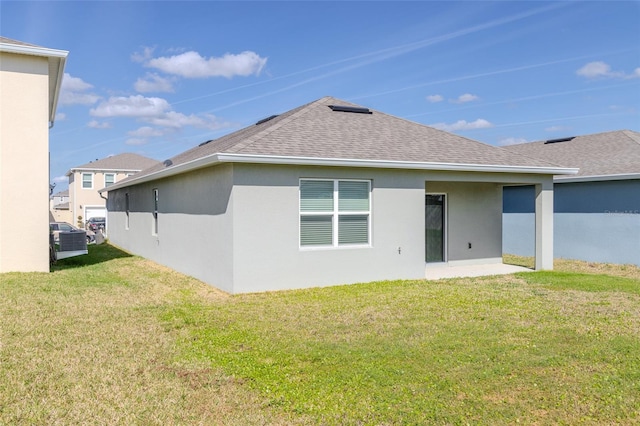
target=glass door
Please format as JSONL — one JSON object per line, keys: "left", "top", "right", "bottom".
{"left": 426, "top": 194, "right": 445, "bottom": 263}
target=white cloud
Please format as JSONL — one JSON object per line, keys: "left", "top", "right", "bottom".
{"left": 545, "top": 125, "right": 571, "bottom": 132}
{"left": 52, "top": 175, "right": 68, "bottom": 183}
{"left": 55, "top": 112, "right": 66, "bottom": 121}
{"left": 87, "top": 120, "right": 112, "bottom": 129}
{"left": 497, "top": 137, "right": 527, "bottom": 146}
{"left": 144, "top": 111, "right": 228, "bottom": 130}
{"left": 59, "top": 73, "right": 101, "bottom": 105}
{"left": 131, "top": 46, "right": 155, "bottom": 63}
{"left": 430, "top": 118, "right": 493, "bottom": 132}
{"left": 426, "top": 94, "right": 443, "bottom": 103}
{"left": 135, "top": 73, "right": 175, "bottom": 93}
{"left": 576, "top": 61, "right": 639, "bottom": 79}
{"left": 90, "top": 95, "right": 171, "bottom": 118}
{"left": 125, "top": 138, "right": 148, "bottom": 146}
{"left": 146, "top": 50, "right": 267, "bottom": 78}
{"left": 450, "top": 93, "right": 479, "bottom": 104}
{"left": 128, "top": 126, "right": 165, "bottom": 138}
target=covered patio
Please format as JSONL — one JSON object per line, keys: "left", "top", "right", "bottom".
{"left": 425, "top": 262, "right": 532, "bottom": 280}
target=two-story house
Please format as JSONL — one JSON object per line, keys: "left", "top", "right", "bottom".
{"left": 67, "top": 153, "right": 159, "bottom": 228}
{"left": 49, "top": 189, "right": 72, "bottom": 223}
{"left": 0, "top": 37, "right": 67, "bottom": 272}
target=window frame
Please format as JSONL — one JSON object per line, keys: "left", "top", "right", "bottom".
{"left": 152, "top": 188, "right": 159, "bottom": 235}
{"left": 104, "top": 173, "right": 115, "bottom": 187}
{"left": 299, "top": 178, "right": 371, "bottom": 249}
{"left": 125, "top": 192, "right": 130, "bottom": 230}
{"left": 81, "top": 173, "right": 93, "bottom": 189}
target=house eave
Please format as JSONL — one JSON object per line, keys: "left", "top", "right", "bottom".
{"left": 555, "top": 173, "right": 640, "bottom": 183}
{"left": 66, "top": 167, "right": 143, "bottom": 176}
{"left": 1, "top": 42, "right": 69, "bottom": 124}
{"left": 0, "top": 42, "right": 68, "bottom": 59}
{"left": 100, "top": 153, "right": 578, "bottom": 193}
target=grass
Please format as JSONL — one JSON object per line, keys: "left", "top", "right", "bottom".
{"left": 2, "top": 246, "right": 640, "bottom": 424}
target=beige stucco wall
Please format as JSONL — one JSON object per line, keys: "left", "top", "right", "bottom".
{"left": 0, "top": 52, "right": 50, "bottom": 272}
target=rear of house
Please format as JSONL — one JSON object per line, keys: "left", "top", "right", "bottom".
{"left": 103, "top": 97, "right": 575, "bottom": 293}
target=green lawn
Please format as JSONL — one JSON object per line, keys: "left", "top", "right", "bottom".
{"left": 1, "top": 244, "right": 639, "bottom": 425}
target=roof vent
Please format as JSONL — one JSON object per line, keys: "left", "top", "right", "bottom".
{"left": 256, "top": 114, "right": 279, "bottom": 125}
{"left": 544, "top": 136, "right": 575, "bottom": 144}
{"left": 163, "top": 159, "right": 173, "bottom": 167}
{"left": 328, "top": 105, "right": 372, "bottom": 114}
{"left": 198, "top": 139, "right": 214, "bottom": 147}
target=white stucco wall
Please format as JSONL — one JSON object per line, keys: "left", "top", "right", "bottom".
{"left": 426, "top": 181, "right": 503, "bottom": 264}
{"left": 106, "top": 164, "right": 553, "bottom": 293}
{"left": 230, "top": 164, "right": 427, "bottom": 292}
{"left": 107, "top": 165, "right": 236, "bottom": 292}
{"left": 0, "top": 52, "right": 50, "bottom": 272}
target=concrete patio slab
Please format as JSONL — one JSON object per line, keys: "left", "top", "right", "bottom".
{"left": 425, "top": 263, "right": 533, "bottom": 280}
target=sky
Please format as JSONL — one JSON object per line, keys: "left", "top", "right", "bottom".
{"left": 2, "top": 1, "right": 639, "bottom": 192}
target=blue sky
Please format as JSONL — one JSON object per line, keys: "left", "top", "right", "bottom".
{"left": 2, "top": 1, "right": 639, "bottom": 192}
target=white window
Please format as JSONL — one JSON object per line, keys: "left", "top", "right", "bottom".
{"left": 82, "top": 173, "right": 93, "bottom": 189}
{"left": 300, "top": 179, "right": 371, "bottom": 247}
{"left": 104, "top": 173, "right": 115, "bottom": 187}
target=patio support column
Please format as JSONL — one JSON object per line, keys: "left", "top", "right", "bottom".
{"left": 534, "top": 178, "right": 554, "bottom": 270}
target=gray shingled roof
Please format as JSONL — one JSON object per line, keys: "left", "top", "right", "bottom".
{"left": 69, "top": 153, "right": 160, "bottom": 174}
{"left": 505, "top": 130, "right": 640, "bottom": 179}
{"left": 130, "top": 96, "right": 565, "bottom": 183}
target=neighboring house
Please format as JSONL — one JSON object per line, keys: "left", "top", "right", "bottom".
{"left": 66, "top": 153, "right": 159, "bottom": 229}
{"left": 101, "top": 97, "right": 576, "bottom": 294}
{"left": 49, "top": 189, "right": 72, "bottom": 223}
{"left": 503, "top": 130, "right": 640, "bottom": 266}
{"left": 0, "top": 37, "right": 67, "bottom": 272}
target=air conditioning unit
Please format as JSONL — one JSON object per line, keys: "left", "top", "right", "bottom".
{"left": 59, "top": 231, "right": 87, "bottom": 252}
{"left": 54, "top": 231, "right": 89, "bottom": 260}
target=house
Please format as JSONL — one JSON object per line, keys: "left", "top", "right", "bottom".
{"left": 503, "top": 130, "right": 640, "bottom": 266}
{"left": 49, "top": 189, "right": 72, "bottom": 223}
{"left": 66, "top": 153, "right": 159, "bottom": 229}
{"left": 0, "top": 37, "right": 67, "bottom": 272}
{"left": 101, "top": 97, "right": 576, "bottom": 293}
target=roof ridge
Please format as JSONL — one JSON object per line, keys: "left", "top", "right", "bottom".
{"left": 622, "top": 129, "right": 640, "bottom": 146}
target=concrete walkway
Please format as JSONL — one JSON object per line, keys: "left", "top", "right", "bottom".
{"left": 425, "top": 263, "right": 533, "bottom": 280}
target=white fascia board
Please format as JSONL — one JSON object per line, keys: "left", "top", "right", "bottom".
{"left": 100, "top": 153, "right": 578, "bottom": 193}
{"left": 555, "top": 173, "right": 640, "bottom": 183}
{"left": 71, "top": 167, "right": 143, "bottom": 173}
{"left": 0, "top": 42, "right": 69, "bottom": 59}
{"left": 217, "top": 153, "right": 579, "bottom": 175}
{"left": 50, "top": 56, "right": 67, "bottom": 123}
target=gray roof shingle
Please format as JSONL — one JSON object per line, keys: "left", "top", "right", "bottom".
{"left": 131, "top": 96, "right": 565, "bottom": 182}
{"left": 69, "top": 153, "right": 160, "bottom": 173}
{"left": 504, "top": 130, "right": 640, "bottom": 178}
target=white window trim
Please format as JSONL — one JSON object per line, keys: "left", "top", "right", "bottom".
{"left": 81, "top": 172, "right": 93, "bottom": 189}
{"left": 104, "top": 173, "right": 116, "bottom": 187}
{"left": 299, "top": 178, "right": 372, "bottom": 250}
